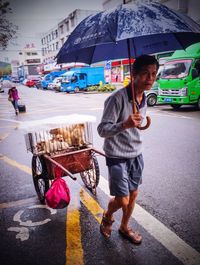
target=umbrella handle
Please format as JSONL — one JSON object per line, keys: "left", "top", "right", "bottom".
{"left": 137, "top": 115, "right": 151, "bottom": 130}
{"left": 133, "top": 102, "right": 151, "bottom": 130}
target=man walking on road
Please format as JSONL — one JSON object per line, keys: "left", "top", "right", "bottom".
{"left": 97, "top": 54, "right": 159, "bottom": 244}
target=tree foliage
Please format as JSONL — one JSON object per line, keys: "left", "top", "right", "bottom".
{"left": 0, "top": 0, "right": 17, "bottom": 49}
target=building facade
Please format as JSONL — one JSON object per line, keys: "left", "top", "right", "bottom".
{"left": 41, "top": 26, "right": 59, "bottom": 65}
{"left": 18, "top": 43, "right": 42, "bottom": 78}
{"left": 41, "top": 9, "right": 99, "bottom": 68}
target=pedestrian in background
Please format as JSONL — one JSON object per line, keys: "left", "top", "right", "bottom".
{"left": 8, "top": 86, "right": 20, "bottom": 115}
{"left": 97, "top": 55, "right": 159, "bottom": 244}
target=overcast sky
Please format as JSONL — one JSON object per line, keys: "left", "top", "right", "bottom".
{"left": 1, "top": 0, "right": 103, "bottom": 62}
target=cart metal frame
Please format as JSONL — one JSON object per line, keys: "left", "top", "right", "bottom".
{"left": 31, "top": 146, "right": 105, "bottom": 204}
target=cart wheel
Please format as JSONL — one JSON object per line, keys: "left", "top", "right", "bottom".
{"left": 80, "top": 154, "right": 100, "bottom": 195}
{"left": 32, "top": 155, "right": 50, "bottom": 204}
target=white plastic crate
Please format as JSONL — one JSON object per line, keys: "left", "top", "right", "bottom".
{"left": 22, "top": 115, "right": 95, "bottom": 155}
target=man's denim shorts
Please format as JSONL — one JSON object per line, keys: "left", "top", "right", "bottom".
{"left": 106, "top": 154, "right": 144, "bottom": 197}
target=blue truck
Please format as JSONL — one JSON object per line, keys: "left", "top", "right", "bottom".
{"left": 41, "top": 70, "right": 66, "bottom": 89}
{"left": 60, "top": 67, "right": 105, "bottom": 92}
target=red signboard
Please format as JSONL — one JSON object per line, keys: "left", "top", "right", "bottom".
{"left": 111, "top": 61, "right": 121, "bottom": 66}
{"left": 122, "top": 59, "right": 135, "bottom": 65}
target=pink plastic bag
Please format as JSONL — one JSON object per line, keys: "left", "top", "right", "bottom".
{"left": 45, "top": 177, "right": 70, "bottom": 209}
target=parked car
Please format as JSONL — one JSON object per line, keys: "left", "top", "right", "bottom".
{"left": 145, "top": 66, "right": 163, "bottom": 107}
{"left": 22, "top": 79, "right": 33, "bottom": 87}
{"left": 47, "top": 77, "right": 63, "bottom": 91}
{"left": 26, "top": 79, "right": 36, "bottom": 87}
{"left": 41, "top": 71, "right": 66, "bottom": 89}
{"left": 26, "top": 76, "right": 42, "bottom": 87}
{"left": 145, "top": 81, "right": 159, "bottom": 106}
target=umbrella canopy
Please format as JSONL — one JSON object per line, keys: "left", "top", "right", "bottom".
{"left": 56, "top": 2, "right": 200, "bottom": 130}
{"left": 56, "top": 2, "right": 200, "bottom": 64}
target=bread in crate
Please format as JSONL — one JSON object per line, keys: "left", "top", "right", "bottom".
{"left": 49, "top": 123, "right": 86, "bottom": 147}
{"left": 26, "top": 123, "right": 88, "bottom": 154}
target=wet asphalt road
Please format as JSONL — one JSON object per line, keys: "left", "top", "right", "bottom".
{"left": 0, "top": 82, "right": 200, "bottom": 265}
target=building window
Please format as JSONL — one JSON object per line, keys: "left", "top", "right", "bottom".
{"left": 71, "top": 17, "right": 75, "bottom": 27}
{"left": 61, "top": 38, "right": 65, "bottom": 46}
{"left": 60, "top": 25, "right": 64, "bottom": 34}
{"left": 66, "top": 21, "right": 69, "bottom": 32}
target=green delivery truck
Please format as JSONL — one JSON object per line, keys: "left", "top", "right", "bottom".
{"left": 157, "top": 42, "right": 200, "bottom": 110}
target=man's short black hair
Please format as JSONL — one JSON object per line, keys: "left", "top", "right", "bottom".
{"left": 132, "top": 54, "right": 159, "bottom": 74}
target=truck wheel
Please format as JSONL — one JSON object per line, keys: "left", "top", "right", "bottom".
{"left": 147, "top": 94, "right": 157, "bottom": 106}
{"left": 196, "top": 98, "right": 200, "bottom": 110}
{"left": 74, "top": 87, "right": 79, "bottom": 93}
{"left": 171, "top": 105, "right": 182, "bottom": 110}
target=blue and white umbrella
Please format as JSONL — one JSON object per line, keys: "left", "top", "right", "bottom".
{"left": 56, "top": 2, "right": 200, "bottom": 129}
{"left": 56, "top": 2, "right": 200, "bottom": 64}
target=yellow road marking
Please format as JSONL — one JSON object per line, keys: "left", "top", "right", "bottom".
{"left": 65, "top": 185, "right": 105, "bottom": 265}
{"left": 66, "top": 209, "right": 83, "bottom": 265}
{"left": 1, "top": 154, "right": 200, "bottom": 265}
{"left": 0, "top": 155, "right": 31, "bottom": 175}
{"left": 79, "top": 188, "right": 103, "bottom": 224}
{"left": 1, "top": 155, "right": 84, "bottom": 265}
{"left": 66, "top": 178, "right": 84, "bottom": 265}
{"left": 0, "top": 133, "right": 9, "bottom": 142}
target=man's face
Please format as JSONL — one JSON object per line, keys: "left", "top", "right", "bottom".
{"left": 134, "top": 64, "right": 158, "bottom": 91}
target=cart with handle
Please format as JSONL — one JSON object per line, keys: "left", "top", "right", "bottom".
{"left": 23, "top": 114, "right": 104, "bottom": 204}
